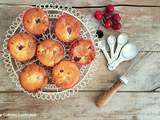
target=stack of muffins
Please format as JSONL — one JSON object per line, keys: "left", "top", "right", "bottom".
{"left": 7, "top": 8, "right": 95, "bottom": 92}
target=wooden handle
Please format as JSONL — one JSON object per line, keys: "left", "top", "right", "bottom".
{"left": 95, "top": 80, "right": 123, "bottom": 108}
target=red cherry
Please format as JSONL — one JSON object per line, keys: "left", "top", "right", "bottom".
{"left": 104, "top": 20, "right": 112, "bottom": 28}
{"left": 95, "top": 10, "right": 103, "bottom": 20}
{"left": 112, "top": 14, "right": 121, "bottom": 21}
{"left": 112, "top": 22, "right": 121, "bottom": 30}
{"left": 106, "top": 4, "right": 115, "bottom": 13}
{"left": 104, "top": 13, "right": 112, "bottom": 20}
{"left": 95, "top": 14, "right": 103, "bottom": 20}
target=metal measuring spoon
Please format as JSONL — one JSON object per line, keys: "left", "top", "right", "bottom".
{"left": 98, "top": 40, "right": 112, "bottom": 64}
{"left": 107, "top": 35, "right": 116, "bottom": 62}
{"left": 108, "top": 43, "right": 138, "bottom": 71}
{"left": 112, "top": 33, "right": 128, "bottom": 61}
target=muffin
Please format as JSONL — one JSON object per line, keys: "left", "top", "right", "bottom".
{"left": 52, "top": 60, "right": 80, "bottom": 89}
{"left": 69, "top": 38, "right": 95, "bottom": 65}
{"left": 55, "top": 15, "right": 80, "bottom": 43}
{"left": 36, "top": 39, "right": 64, "bottom": 67}
{"left": 23, "top": 8, "right": 49, "bottom": 35}
{"left": 19, "top": 64, "right": 48, "bottom": 92}
{"left": 7, "top": 32, "right": 37, "bottom": 62}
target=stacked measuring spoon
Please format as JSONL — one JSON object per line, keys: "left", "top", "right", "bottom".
{"left": 98, "top": 33, "right": 138, "bottom": 71}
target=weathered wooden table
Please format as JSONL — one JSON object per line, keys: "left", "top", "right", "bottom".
{"left": 0, "top": 0, "right": 160, "bottom": 120}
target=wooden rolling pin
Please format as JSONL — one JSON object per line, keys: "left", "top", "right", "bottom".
{"left": 95, "top": 75, "right": 128, "bottom": 108}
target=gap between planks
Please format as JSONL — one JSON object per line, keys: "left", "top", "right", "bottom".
{"left": 1, "top": 5, "right": 160, "bottom": 52}
{"left": 0, "top": 90, "right": 159, "bottom": 93}
{"left": 0, "top": 3, "right": 160, "bottom": 8}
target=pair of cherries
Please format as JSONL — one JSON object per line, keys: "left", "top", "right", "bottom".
{"left": 95, "top": 5, "right": 121, "bottom": 30}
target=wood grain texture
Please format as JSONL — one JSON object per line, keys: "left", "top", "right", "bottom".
{"left": 0, "top": 0, "right": 160, "bottom": 6}
{"left": 1, "top": 6, "right": 160, "bottom": 51}
{"left": 0, "top": 1, "right": 160, "bottom": 120}
{"left": 87, "top": 51, "right": 160, "bottom": 92}
{"left": 1, "top": 52, "right": 160, "bottom": 92}
{"left": 0, "top": 92, "right": 160, "bottom": 120}
{"left": 79, "top": 7, "right": 160, "bottom": 51}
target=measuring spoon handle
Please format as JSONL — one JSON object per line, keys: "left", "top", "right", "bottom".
{"left": 109, "top": 58, "right": 124, "bottom": 71}
{"left": 101, "top": 46, "right": 112, "bottom": 64}
{"left": 113, "top": 45, "right": 123, "bottom": 61}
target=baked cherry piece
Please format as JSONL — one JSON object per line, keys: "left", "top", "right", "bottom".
{"left": 7, "top": 32, "right": 37, "bottom": 62}
{"left": 19, "top": 64, "right": 48, "bottom": 92}
{"left": 69, "top": 39, "right": 96, "bottom": 65}
{"left": 55, "top": 15, "right": 80, "bottom": 43}
{"left": 36, "top": 39, "right": 64, "bottom": 67}
{"left": 52, "top": 60, "right": 80, "bottom": 89}
{"left": 23, "top": 8, "right": 49, "bottom": 35}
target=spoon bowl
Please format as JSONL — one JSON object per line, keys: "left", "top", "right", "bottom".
{"left": 109, "top": 43, "right": 138, "bottom": 71}
{"left": 117, "top": 33, "right": 128, "bottom": 45}
{"left": 108, "top": 35, "right": 116, "bottom": 45}
{"left": 121, "top": 43, "right": 138, "bottom": 59}
{"left": 112, "top": 33, "right": 128, "bottom": 61}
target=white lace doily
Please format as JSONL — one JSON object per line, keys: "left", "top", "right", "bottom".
{"left": 2, "top": 3, "right": 100, "bottom": 101}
